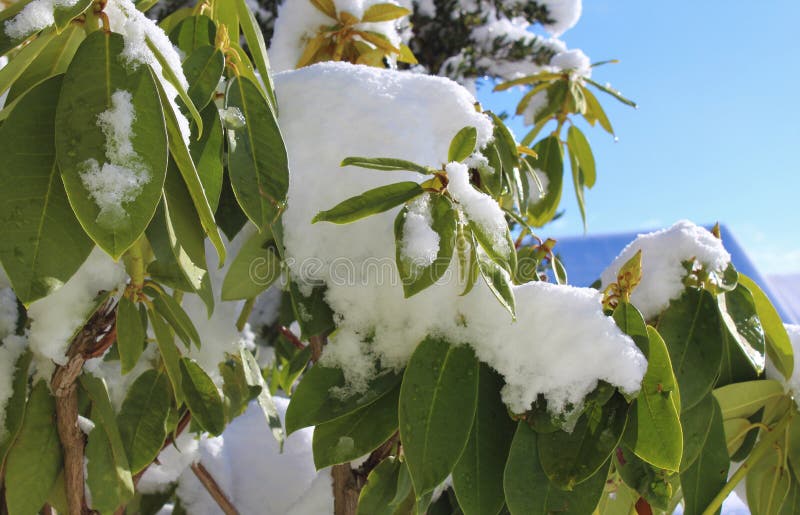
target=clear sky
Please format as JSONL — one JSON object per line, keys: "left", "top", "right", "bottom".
{"left": 478, "top": 0, "right": 800, "bottom": 275}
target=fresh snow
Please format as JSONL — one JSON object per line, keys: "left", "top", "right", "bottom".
{"left": 767, "top": 324, "right": 800, "bottom": 402}
{"left": 599, "top": 220, "right": 732, "bottom": 320}
{"left": 539, "top": 0, "right": 582, "bottom": 37}
{"left": 27, "top": 247, "right": 126, "bottom": 379}
{"left": 81, "top": 90, "right": 150, "bottom": 225}
{"left": 550, "top": 47, "right": 591, "bottom": 78}
{"left": 277, "top": 62, "right": 646, "bottom": 414}
{"left": 400, "top": 194, "right": 440, "bottom": 267}
{"left": 3, "top": 0, "right": 79, "bottom": 39}
{"left": 269, "top": 0, "right": 404, "bottom": 73}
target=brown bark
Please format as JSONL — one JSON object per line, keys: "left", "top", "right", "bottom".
{"left": 190, "top": 462, "right": 239, "bottom": 515}
{"left": 50, "top": 297, "right": 117, "bottom": 515}
{"left": 309, "top": 335, "right": 325, "bottom": 363}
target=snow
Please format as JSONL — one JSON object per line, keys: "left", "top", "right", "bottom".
{"left": 276, "top": 62, "right": 646, "bottom": 414}
{"left": 550, "top": 48, "right": 591, "bottom": 78}
{"left": 27, "top": 247, "right": 126, "bottom": 378}
{"left": 3, "top": 0, "right": 79, "bottom": 40}
{"left": 767, "top": 324, "right": 800, "bottom": 401}
{"left": 446, "top": 161, "right": 510, "bottom": 255}
{"left": 142, "top": 399, "right": 334, "bottom": 514}
{"left": 0, "top": 335, "right": 26, "bottom": 438}
{"left": 77, "top": 415, "right": 95, "bottom": 434}
{"left": 539, "top": 0, "right": 582, "bottom": 37}
{"left": 415, "top": 0, "right": 436, "bottom": 17}
{"left": 399, "top": 194, "right": 440, "bottom": 267}
{"left": 599, "top": 220, "right": 732, "bottom": 320}
{"left": 522, "top": 89, "right": 549, "bottom": 125}
{"left": 80, "top": 90, "right": 150, "bottom": 226}
{"left": 269, "top": 0, "right": 404, "bottom": 73}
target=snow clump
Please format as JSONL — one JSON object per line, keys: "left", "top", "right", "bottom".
{"left": 600, "top": 220, "right": 732, "bottom": 320}
{"left": 766, "top": 324, "right": 800, "bottom": 403}
{"left": 539, "top": 0, "right": 583, "bottom": 37}
{"left": 4, "top": 0, "right": 79, "bottom": 39}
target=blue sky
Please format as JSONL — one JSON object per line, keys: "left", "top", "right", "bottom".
{"left": 478, "top": 0, "right": 800, "bottom": 275}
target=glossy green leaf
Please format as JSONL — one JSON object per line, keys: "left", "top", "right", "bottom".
{"left": 226, "top": 75, "right": 289, "bottom": 228}
{"left": 738, "top": 274, "right": 793, "bottom": 380}
{"left": 395, "top": 194, "right": 457, "bottom": 298}
{"left": 146, "top": 200, "right": 201, "bottom": 292}
{"left": 286, "top": 365, "right": 402, "bottom": 434}
{"left": 53, "top": 0, "right": 92, "bottom": 31}
{"left": 5, "top": 381, "right": 62, "bottom": 515}
{"left": 179, "top": 357, "right": 226, "bottom": 436}
{"left": 183, "top": 45, "right": 224, "bottom": 111}
{"left": 190, "top": 104, "right": 223, "bottom": 212}
{"left": 448, "top": 126, "right": 478, "bottom": 162}
{"left": 453, "top": 365, "right": 515, "bottom": 515}
{"left": 313, "top": 181, "right": 423, "bottom": 224}
{"left": 566, "top": 125, "right": 596, "bottom": 188}
{"left": 582, "top": 86, "right": 614, "bottom": 135}
{"left": 233, "top": 0, "right": 277, "bottom": 108}
{"left": 585, "top": 77, "right": 637, "bottom": 107}
{"left": 80, "top": 375, "right": 135, "bottom": 510}
{"left": 526, "top": 136, "right": 563, "bottom": 227}
{"left": 153, "top": 65, "right": 226, "bottom": 264}
{"left": 357, "top": 457, "right": 410, "bottom": 515}
{"left": 149, "top": 308, "right": 184, "bottom": 402}
{"left": 6, "top": 24, "right": 82, "bottom": 103}
{"left": 117, "top": 295, "right": 147, "bottom": 373}
{"left": 399, "top": 337, "right": 479, "bottom": 496}
{"left": 680, "top": 393, "right": 714, "bottom": 471}
{"left": 537, "top": 392, "right": 628, "bottom": 489}
{"left": 478, "top": 253, "right": 516, "bottom": 319}
{"left": 0, "top": 350, "right": 32, "bottom": 467}
{"left": 362, "top": 3, "right": 411, "bottom": 22}
{"left": 615, "top": 444, "right": 674, "bottom": 510}
{"left": 0, "top": 74, "right": 92, "bottom": 305}
{"left": 616, "top": 304, "right": 682, "bottom": 471}
{"left": 680, "top": 397, "right": 728, "bottom": 515}
{"left": 240, "top": 348, "right": 285, "bottom": 446}
{"left": 0, "top": 29, "right": 56, "bottom": 95}
{"left": 55, "top": 31, "right": 167, "bottom": 258}
{"left": 169, "top": 14, "right": 215, "bottom": 53}
{"left": 117, "top": 369, "right": 171, "bottom": 473}
{"left": 479, "top": 143, "right": 503, "bottom": 196}
{"left": 288, "top": 282, "right": 335, "bottom": 339}
{"left": 222, "top": 227, "right": 280, "bottom": 300}
{"left": 341, "top": 156, "right": 434, "bottom": 174}
{"left": 313, "top": 384, "right": 399, "bottom": 469}
{"left": 657, "top": 288, "right": 723, "bottom": 411}
{"left": 504, "top": 422, "right": 609, "bottom": 515}
{"left": 713, "top": 379, "right": 784, "bottom": 421}
{"left": 148, "top": 286, "right": 201, "bottom": 349}
{"left": 146, "top": 37, "right": 202, "bottom": 134}
{"left": 718, "top": 283, "right": 765, "bottom": 373}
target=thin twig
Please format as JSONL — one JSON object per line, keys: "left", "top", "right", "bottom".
{"left": 191, "top": 462, "right": 239, "bottom": 515}
{"left": 278, "top": 326, "right": 305, "bottom": 350}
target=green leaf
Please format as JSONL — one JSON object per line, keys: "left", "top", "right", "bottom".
{"left": 146, "top": 37, "right": 203, "bottom": 135}
{"left": 233, "top": 0, "right": 278, "bottom": 110}
{"left": 183, "top": 45, "right": 224, "bottom": 111}
{"left": 399, "top": 337, "right": 479, "bottom": 497}
{"left": 479, "top": 143, "right": 503, "bottom": 196}
{"left": 738, "top": 274, "right": 793, "bottom": 380}
{"left": 0, "top": 29, "right": 57, "bottom": 95}
{"left": 581, "top": 86, "right": 614, "bottom": 135}
{"left": 747, "top": 445, "right": 791, "bottom": 515}
{"left": 341, "top": 156, "right": 435, "bottom": 175}
{"left": 149, "top": 308, "right": 184, "bottom": 402}
{"left": 169, "top": 14, "right": 215, "bottom": 53}
{"left": 362, "top": 3, "right": 412, "bottom": 22}
{"left": 504, "top": 422, "right": 609, "bottom": 515}
{"left": 117, "top": 295, "right": 147, "bottom": 373}
{"left": 615, "top": 444, "right": 674, "bottom": 510}
{"left": 80, "top": 375, "right": 135, "bottom": 511}
{"left": 566, "top": 125, "right": 596, "bottom": 188}
{"left": 395, "top": 194, "right": 457, "bottom": 298}
{"left": 313, "top": 181, "right": 424, "bottom": 224}
{"left": 6, "top": 24, "right": 82, "bottom": 104}
{"left": 615, "top": 304, "right": 682, "bottom": 472}
{"left": 190, "top": 104, "right": 224, "bottom": 212}
{"left": 448, "top": 126, "right": 478, "bottom": 162}
{"left": 288, "top": 282, "right": 335, "bottom": 339}
{"left": 53, "top": 0, "right": 92, "bottom": 31}
{"left": 313, "top": 384, "right": 400, "bottom": 468}
{"left": 679, "top": 393, "right": 715, "bottom": 471}
{"left": 148, "top": 286, "right": 201, "bottom": 349}
{"left": 537, "top": 392, "right": 628, "bottom": 489}
{"left": 453, "top": 365, "right": 515, "bottom": 515}
{"left": 718, "top": 283, "right": 765, "bottom": 372}
{"left": 179, "top": 358, "right": 226, "bottom": 435}
{"left": 478, "top": 253, "right": 516, "bottom": 320}
{"left": 0, "top": 350, "right": 32, "bottom": 467}
{"left": 526, "top": 136, "right": 563, "bottom": 227}
{"left": 146, "top": 200, "right": 199, "bottom": 292}
{"left": 5, "top": 381, "right": 62, "bottom": 515}
{"left": 220, "top": 354, "right": 260, "bottom": 422}
{"left": 226, "top": 75, "right": 289, "bottom": 228}
{"left": 713, "top": 379, "right": 784, "bottom": 421}
{"left": 55, "top": 31, "right": 167, "bottom": 259}
{"left": 0, "top": 74, "right": 92, "bottom": 305}
{"left": 222, "top": 227, "right": 280, "bottom": 300}
{"left": 656, "top": 288, "right": 724, "bottom": 411}
{"left": 117, "top": 369, "right": 171, "bottom": 474}
{"left": 240, "top": 348, "right": 285, "bottom": 447}
{"left": 152, "top": 65, "right": 226, "bottom": 264}
{"left": 286, "top": 365, "right": 402, "bottom": 434}
{"left": 585, "top": 77, "right": 637, "bottom": 107}
{"left": 357, "top": 457, "right": 410, "bottom": 515}
{"left": 680, "top": 396, "right": 729, "bottom": 515}
{"left": 567, "top": 141, "right": 587, "bottom": 230}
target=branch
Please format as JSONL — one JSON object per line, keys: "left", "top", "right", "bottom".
{"left": 333, "top": 433, "right": 400, "bottom": 515}
{"left": 191, "top": 462, "right": 239, "bottom": 515}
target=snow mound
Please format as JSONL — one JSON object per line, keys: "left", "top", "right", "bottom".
{"left": 539, "top": 0, "right": 582, "bottom": 37}
{"left": 600, "top": 220, "right": 732, "bottom": 320}
{"left": 767, "top": 324, "right": 800, "bottom": 401}
{"left": 276, "top": 62, "right": 646, "bottom": 414}
{"left": 3, "top": 0, "right": 79, "bottom": 39}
